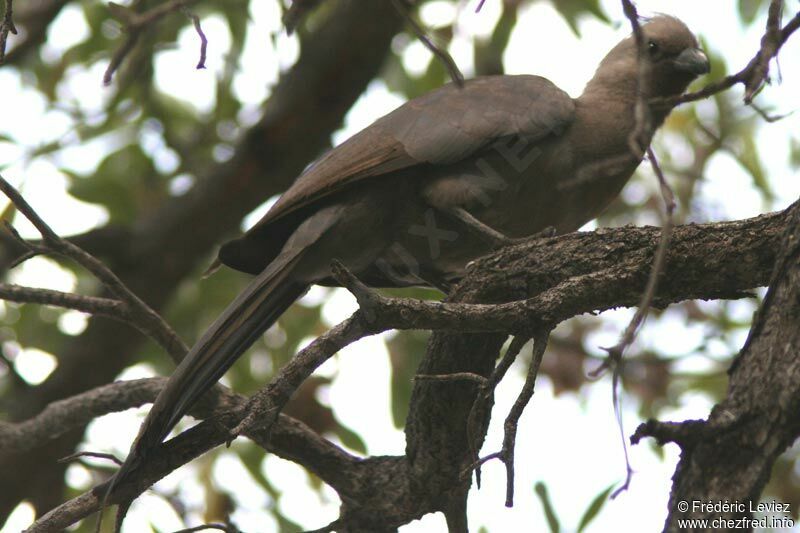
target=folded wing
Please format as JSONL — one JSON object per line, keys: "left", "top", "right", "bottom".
{"left": 220, "top": 75, "right": 576, "bottom": 274}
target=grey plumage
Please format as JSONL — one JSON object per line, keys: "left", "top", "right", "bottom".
{"left": 110, "top": 15, "right": 708, "bottom": 491}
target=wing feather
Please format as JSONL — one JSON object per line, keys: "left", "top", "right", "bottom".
{"left": 220, "top": 75, "right": 575, "bottom": 273}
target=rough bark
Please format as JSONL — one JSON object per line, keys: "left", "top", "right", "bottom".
{"left": 11, "top": 204, "right": 795, "bottom": 532}
{"left": 403, "top": 203, "right": 794, "bottom": 529}
{"left": 656, "top": 202, "right": 800, "bottom": 532}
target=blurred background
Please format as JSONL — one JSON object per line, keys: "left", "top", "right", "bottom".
{"left": 1, "top": 0, "right": 799, "bottom": 531}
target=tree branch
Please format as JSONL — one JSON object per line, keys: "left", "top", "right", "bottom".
{"left": 403, "top": 200, "right": 796, "bottom": 530}
{"left": 655, "top": 6, "right": 800, "bottom": 109}
{"left": 21, "top": 202, "right": 795, "bottom": 531}
{"left": 654, "top": 197, "right": 800, "bottom": 531}
{"left": 0, "top": 174, "right": 189, "bottom": 362}
{"left": 0, "top": 0, "right": 403, "bottom": 518}
{"left": 0, "top": 0, "right": 16, "bottom": 63}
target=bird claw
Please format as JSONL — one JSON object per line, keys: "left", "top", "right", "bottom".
{"left": 490, "top": 226, "right": 557, "bottom": 250}
{"left": 228, "top": 416, "right": 250, "bottom": 442}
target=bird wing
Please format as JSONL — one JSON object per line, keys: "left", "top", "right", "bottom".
{"left": 220, "top": 75, "right": 575, "bottom": 273}
{"left": 259, "top": 75, "right": 573, "bottom": 228}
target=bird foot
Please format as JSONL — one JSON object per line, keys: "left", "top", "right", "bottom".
{"left": 490, "top": 226, "right": 557, "bottom": 250}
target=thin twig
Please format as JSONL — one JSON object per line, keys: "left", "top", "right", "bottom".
{"left": 749, "top": 101, "right": 793, "bottom": 123}
{"left": 465, "top": 334, "right": 530, "bottom": 486}
{"left": 103, "top": 0, "right": 203, "bottom": 84}
{"left": 0, "top": 0, "right": 16, "bottom": 64}
{"left": 595, "top": 148, "right": 675, "bottom": 371}
{"left": 182, "top": 7, "right": 207, "bottom": 70}
{"left": 746, "top": 0, "right": 784, "bottom": 102}
{"left": 103, "top": 33, "right": 138, "bottom": 86}
{"left": 414, "top": 372, "right": 488, "bottom": 385}
{"left": 591, "top": 147, "right": 676, "bottom": 497}
{"left": 228, "top": 314, "right": 369, "bottom": 440}
{"left": 631, "top": 418, "right": 705, "bottom": 447}
{"left": 654, "top": 7, "right": 800, "bottom": 110}
{"left": 500, "top": 329, "right": 549, "bottom": 507}
{"left": 460, "top": 331, "right": 550, "bottom": 505}
{"left": 58, "top": 451, "right": 123, "bottom": 466}
{"left": 0, "top": 174, "right": 188, "bottom": 362}
{"left": 462, "top": 451, "right": 503, "bottom": 475}
{"left": 0, "top": 282, "right": 126, "bottom": 317}
{"left": 621, "top": 0, "right": 652, "bottom": 158}
{"left": 390, "top": 0, "right": 465, "bottom": 87}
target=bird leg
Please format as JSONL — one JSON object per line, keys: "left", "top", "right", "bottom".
{"left": 445, "top": 207, "right": 517, "bottom": 247}
{"left": 417, "top": 267, "right": 455, "bottom": 294}
{"left": 445, "top": 207, "right": 555, "bottom": 249}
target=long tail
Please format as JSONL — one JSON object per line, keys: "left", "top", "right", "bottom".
{"left": 108, "top": 249, "right": 308, "bottom": 491}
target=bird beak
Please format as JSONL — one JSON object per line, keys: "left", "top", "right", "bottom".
{"left": 673, "top": 48, "right": 710, "bottom": 75}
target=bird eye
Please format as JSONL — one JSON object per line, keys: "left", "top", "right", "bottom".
{"left": 648, "top": 40, "right": 659, "bottom": 56}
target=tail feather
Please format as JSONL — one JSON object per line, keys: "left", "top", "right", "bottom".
{"left": 109, "top": 250, "right": 308, "bottom": 490}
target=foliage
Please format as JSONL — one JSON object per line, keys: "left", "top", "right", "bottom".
{"left": 1, "top": 0, "right": 798, "bottom": 531}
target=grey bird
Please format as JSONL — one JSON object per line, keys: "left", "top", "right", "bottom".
{"left": 111, "top": 15, "right": 709, "bottom": 489}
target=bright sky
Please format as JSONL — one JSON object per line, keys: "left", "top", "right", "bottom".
{"left": 1, "top": 0, "right": 799, "bottom": 532}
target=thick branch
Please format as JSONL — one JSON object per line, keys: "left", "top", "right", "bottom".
{"left": 24, "top": 204, "right": 794, "bottom": 531}
{"left": 0, "top": 174, "right": 188, "bottom": 363}
{"left": 656, "top": 200, "right": 800, "bottom": 531}
{"left": 404, "top": 201, "right": 796, "bottom": 526}
{"left": 5, "top": 377, "right": 360, "bottom": 533}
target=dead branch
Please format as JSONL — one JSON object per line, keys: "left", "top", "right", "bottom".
{"left": 655, "top": 5, "right": 800, "bottom": 109}
{"left": 390, "top": 0, "right": 465, "bottom": 87}
{"left": 103, "top": 0, "right": 204, "bottom": 84}
{"left": 0, "top": 174, "right": 188, "bottom": 362}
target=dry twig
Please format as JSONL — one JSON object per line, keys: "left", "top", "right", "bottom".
{"left": 58, "top": 451, "right": 123, "bottom": 466}
{"left": 655, "top": 4, "right": 800, "bottom": 109}
{"left": 465, "top": 334, "right": 531, "bottom": 487}
{"left": 0, "top": 0, "right": 16, "bottom": 63}
{"left": 0, "top": 174, "right": 188, "bottom": 361}
{"left": 591, "top": 146, "right": 676, "bottom": 497}
{"left": 621, "top": 0, "right": 652, "bottom": 157}
{"left": 182, "top": 7, "right": 207, "bottom": 69}
{"left": 103, "top": 0, "right": 204, "bottom": 84}
{"left": 390, "top": 0, "right": 465, "bottom": 87}
{"left": 461, "top": 330, "right": 551, "bottom": 507}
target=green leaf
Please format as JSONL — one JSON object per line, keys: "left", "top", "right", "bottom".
{"left": 577, "top": 483, "right": 616, "bottom": 532}
{"left": 387, "top": 330, "right": 428, "bottom": 428}
{"left": 551, "top": 0, "right": 610, "bottom": 36}
{"left": 534, "top": 481, "right": 561, "bottom": 533}
{"left": 474, "top": 1, "right": 518, "bottom": 75}
{"left": 790, "top": 138, "right": 800, "bottom": 170}
{"left": 735, "top": 131, "right": 774, "bottom": 201}
{"left": 738, "top": 0, "right": 767, "bottom": 25}
{"left": 67, "top": 144, "right": 164, "bottom": 224}
{"left": 334, "top": 423, "right": 368, "bottom": 454}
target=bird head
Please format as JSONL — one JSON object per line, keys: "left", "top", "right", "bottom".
{"left": 586, "top": 15, "right": 709, "bottom": 100}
